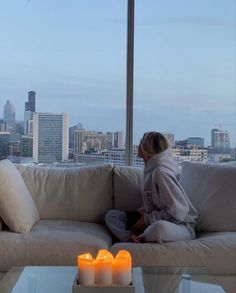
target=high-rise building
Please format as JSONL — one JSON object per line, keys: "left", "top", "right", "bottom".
{"left": 24, "top": 90, "right": 36, "bottom": 135}
{"left": 24, "top": 111, "right": 33, "bottom": 135}
{"left": 0, "top": 132, "right": 10, "bottom": 160}
{"left": 15, "top": 121, "right": 24, "bottom": 136}
{"left": 74, "top": 128, "right": 85, "bottom": 154}
{"left": 21, "top": 136, "right": 33, "bottom": 157}
{"left": 211, "top": 128, "right": 230, "bottom": 154}
{"left": 187, "top": 137, "right": 204, "bottom": 148}
{"left": 74, "top": 129, "right": 107, "bottom": 155}
{"left": 25, "top": 90, "right": 36, "bottom": 112}
{"left": 69, "top": 123, "right": 83, "bottom": 151}
{"left": 114, "top": 131, "right": 123, "bottom": 148}
{"left": 83, "top": 131, "right": 106, "bottom": 151}
{"left": 106, "top": 132, "right": 113, "bottom": 149}
{"left": 27, "top": 120, "right": 34, "bottom": 136}
{"left": 211, "top": 128, "right": 218, "bottom": 147}
{"left": 175, "top": 139, "right": 187, "bottom": 148}
{"left": 33, "top": 113, "right": 69, "bottom": 164}
{"left": 86, "top": 138, "right": 102, "bottom": 151}
{"left": 3, "top": 100, "right": 15, "bottom": 132}
{"left": 0, "top": 119, "right": 7, "bottom": 132}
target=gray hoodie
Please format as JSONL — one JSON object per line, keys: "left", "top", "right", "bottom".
{"left": 142, "top": 148, "right": 198, "bottom": 227}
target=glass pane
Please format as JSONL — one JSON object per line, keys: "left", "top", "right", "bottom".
{"left": 134, "top": 0, "right": 236, "bottom": 166}
{"left": 0, "top": 0, "right": 126, "bottom": 166}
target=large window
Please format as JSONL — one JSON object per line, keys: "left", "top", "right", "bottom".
{"left": 0, "top": 0, "right": 126, "bottom": 166}
{"left": 133, "top": 0, "right": 236, "bottom": 165}
{"left": 0, "top": 1, "right": 235, "bottom": 166}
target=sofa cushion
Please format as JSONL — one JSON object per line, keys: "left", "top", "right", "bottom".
{"left": 110, "top": 231, "right": 236, "bottom": 275}
{"left": 0, "top": 218, "right": 2, "bottom": 230}
{"left": 113, "top": 166, "right": 142, "bottom": 211}
{"left": 0, "top": 220, "right": 112, "bottom": 271}
{"left": 180, "top": 162, "right": 236, "bottom": 232}
{"left": 0, "top": 160, "right": 40, "bottom": 233}
{"left": 16, "top": 164, "right": 113, "bottom": 223}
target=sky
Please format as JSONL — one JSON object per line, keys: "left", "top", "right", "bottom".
{"left": 0, "top": 0, "right": 235, "bottom": 146}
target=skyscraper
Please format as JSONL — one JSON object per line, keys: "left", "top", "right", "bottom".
{"left": 211, "top": 128, "right": 230, "bottom": 154}
{"left": 74, "top": 128, "right": 85, "bottom": 154}
{"left": 24, "top": 90, "right": 36, "bottom": 135}
{"left": 69, "top": 123, "right": 83, "bottom": 151}
{"left": 106, "top": 132, "right": 113, "bottom": 149}
{"left": 3, "top": 100, "right": 15, "bottom": 132}
{"left": 25, "top": 90, "right": 36, "bottom": 112}
{"left": 33, "top": 113, "right": 69, "bottom": 164}
{"left": 114, "top": 131, "right": 123, "bottom": 148}
{"left": 24, "top": 111, "right": 33, "bottom": 135}
{"left": 211, "top": 128, "right": 218, "bottom": 147}
{"left": 21, "top": 136, "right": 33, "bottom": 157}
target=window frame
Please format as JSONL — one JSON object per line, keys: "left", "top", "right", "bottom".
{"left": 125, "top": 0, "right": 135, "bottom": 166}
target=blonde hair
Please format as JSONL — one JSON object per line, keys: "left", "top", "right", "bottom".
{"left": 140, "top": 131, "right": 169, "bottom": 156}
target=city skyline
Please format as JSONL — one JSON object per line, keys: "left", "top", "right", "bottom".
{"left": 0, "top": 0, "right": 235, "bottom": 146}
{"left": 0, "top": 88, "right": 234, "bottom": 165}
{"left": 0, "top": 92, "right": 233, "bottom": 148}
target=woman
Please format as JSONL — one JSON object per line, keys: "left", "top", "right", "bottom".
{"left": 105, "top": 131, "right": 198, "bottom": 243}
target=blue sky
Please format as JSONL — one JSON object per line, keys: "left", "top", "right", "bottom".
{"left": 0, "top": 0, "right": 235, "bottom": 146}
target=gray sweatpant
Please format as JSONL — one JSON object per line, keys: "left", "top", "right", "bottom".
{"left": 105, "top": 209, "right": 196, "bottom": 243}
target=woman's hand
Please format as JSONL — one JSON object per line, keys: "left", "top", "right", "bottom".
{"left": 129, "top": 234, "right": 141, "bottom": 243}
{"left": 132, "top": 214, "right": 146, "bottom": 234}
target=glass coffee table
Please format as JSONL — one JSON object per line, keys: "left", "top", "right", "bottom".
{"left": 0, "top": 266, "right": 225, "bottom": 293}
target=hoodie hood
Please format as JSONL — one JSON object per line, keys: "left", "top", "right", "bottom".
{"left": 144, "top": 148, "right": 179, "bottom": 176}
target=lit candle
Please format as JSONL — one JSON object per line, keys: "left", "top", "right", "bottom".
{"left": 95, "top": 249, "right": 114, "bottom": 285}
{"left": 113, "top": 250, "right": 132, "bottom": 286}
{"left": 78, "top": 253, "right": 95, "bottom": 286}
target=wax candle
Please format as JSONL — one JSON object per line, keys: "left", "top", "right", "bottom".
{"left": 77, "top": 253, "right": 95, "bottom": 286}
{"left": 113, "top": 250, "right": 132, "bottom": 286}
{"left": 95, "top": 249, "right": 114, "bottom": 285}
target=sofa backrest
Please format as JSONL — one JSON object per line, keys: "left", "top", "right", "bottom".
{"left": 180, "top": 161, "right": 236, "bottom": 232}
{"left": 16, "top": 164, "right": 113, "bottom": 223}
{"left": 113, "top": 166, "right": 143, "bottom": 211}
{"left": 16, "top": 161, "right": 236, "bottom": 232}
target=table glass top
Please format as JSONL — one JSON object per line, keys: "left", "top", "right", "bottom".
{"left": 0, "top": 266, "right": 225, "bottom": 293}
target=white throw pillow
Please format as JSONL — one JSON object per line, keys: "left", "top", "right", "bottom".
{"left": 0, "top": 160, "right": 40, "bottom": 233}
{"left": 180, "top": 162, "right": 236, "bottom": 232}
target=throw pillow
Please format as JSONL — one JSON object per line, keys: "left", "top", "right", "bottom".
{"left": 0, "top": 159, "right": 40, "bottom": 233}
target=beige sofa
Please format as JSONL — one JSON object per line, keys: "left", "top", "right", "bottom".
{"left": 0, "top": 161, "right": 235, "bottom": 291}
